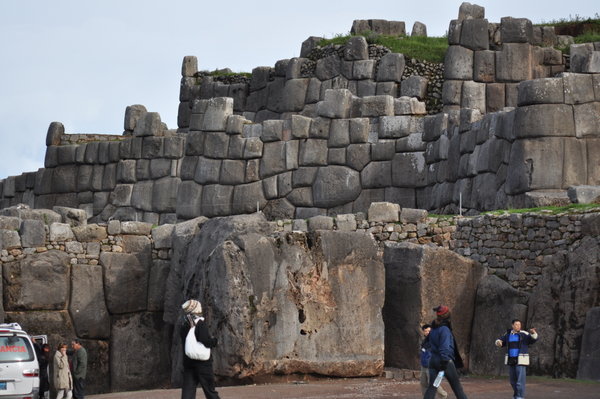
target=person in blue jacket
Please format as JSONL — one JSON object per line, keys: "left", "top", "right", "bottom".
{"left": 424, "top": 305, "right": 468, "bottom": 399}
{"left": 495, "top": 319, "right": 538, "bottom": 399}
{"left": 420, "top": 324, "right": 448, "bottom": 398}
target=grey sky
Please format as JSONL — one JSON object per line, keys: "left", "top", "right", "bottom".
{"left": 0, "top": 0, "right": 597, "bottom": 180}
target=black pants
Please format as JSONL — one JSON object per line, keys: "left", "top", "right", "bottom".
{"left": 424, "top": 358, "right": 468, "bottom": 399}
{"left": 73, "top": 377, "right": 85, "bottom": 399}
{"left": 181, "top": 366, "right": 220, "bottom": 399}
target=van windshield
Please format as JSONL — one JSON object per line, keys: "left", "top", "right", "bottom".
{"left": 0, "top": 336, "right": 34, "bottom": 362}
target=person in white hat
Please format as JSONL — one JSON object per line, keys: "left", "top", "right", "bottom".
{"left": 180, "top": 299, "right": 220, "bottom": 399}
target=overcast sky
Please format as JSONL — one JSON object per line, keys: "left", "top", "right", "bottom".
{"left": 0, "top": 0, "right": 597, "bottom": 180}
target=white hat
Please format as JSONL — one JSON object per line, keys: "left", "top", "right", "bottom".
{"left": 182, "top": 299, "right": 202, "bottom": 315}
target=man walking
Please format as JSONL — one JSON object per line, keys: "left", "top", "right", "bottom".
{"left": 495, "top": 319, "right": 538, "bottom": 399}
{"left": 420, "top": 324, "right": 448, "bottom": 398}
{"left": 70, "top": 339, "right": 88, "bottom": 399}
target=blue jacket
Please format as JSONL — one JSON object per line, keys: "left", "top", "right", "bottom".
{"left": 420, "top": 337, "right": 432, "bottom": 367}
{"left": 428, "top": 325, "right": 455, "bottom": 362}
{"left": 496, "top": 329, "right": 538, "bottom": 366}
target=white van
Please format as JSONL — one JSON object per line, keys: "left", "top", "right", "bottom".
{"left": 0, "top": 323, "right": 40, "bottom": 399}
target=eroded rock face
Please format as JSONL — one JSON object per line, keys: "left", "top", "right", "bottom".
{"left": 166, "top": 213, "right": 385, "bottom": 383}
{"left": 382, "top": 242, "right": 485, "bottom": 370}
{"left": 3, "top": 250, "right": 70, "bottom": 310}
{"left": 527, "top": 236, "right": 600, "bottom": 378}
{"left": 469, "top": 275, "right": 529, "bottom": 376}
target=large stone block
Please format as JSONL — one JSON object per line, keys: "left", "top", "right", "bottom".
{"left": 194, "top": 157, "right": 221, "bottom": 184}
{"left": 260, "top": 142, "right": 287, "bottom": 178}
{"left": 501, "top": 17, "right": 533, "bottom": 43}
{"left": 133, "top": 112, "right": 164, "bottom": 137}
{"left": 176, "top": 180, "right": 202, "bottom": 219}
{"left": 460, "top": 18, "right": 489, "bottom": 50}
{"left": 201, "top": 184, "right": 233, "bottom": 217}
{"left": 232, "top": 182, "right": 267, "bottom": 214}
{"left": 111, "top": 312, "right": 170, "bottom": 391}
{"left": 70, "top": 264, "right": 110, "bottom": 339}
{"left": 496, "top": 43, "right": 533, "bottom": 82}
{"left": 587, "top": 139, "right": 600, "bottom": 185}
{"left": 400, "top": 76, "right": 428, "bottom": 100}
{"left": 469, "top": 275, "right": 529, "bottom": 375}
{"left": 344, "top": 36, "right": 368, "bottom": 61}
{"left": 513, "top": 104, "right": 575, "bottom": 138}
{"left": 19, "top": 219, "right": 45, "bottom": 247}
{"left": 361, "top": 161, "right": 392, "bottom": 188}
{"left": 383, "top": 242, "right": 484, "bottom": 369}
{"left": 444, "top": 46, "right": 474, "bottom": 80}
{"left": 3, "top": 250, "right": 70, "bottom": 310}
{"left": 473, "top": 50, "right": 495, "bottom": 82}
{"left": 317, "top": 89, "right": 353, "bottom": 119}
{"left": 46, "top": 121, "right": 64, "bottom": 146}
{"left": 152, "top": 177, "right": 180, "bottom": 213}
{"left": 358, "top": 96, "right": 394, "bottom": 117}
{"left": 517, "top": 77, "right": 564, "bottom": 106}
{"left": 574, "top": 102, "right": 600, "bottom": 138}
{"left": 376, "top": 53, "right": 405, "bottom": 82}
{"left": 316, "top": 55, "right": 341, "bottom": 80}
{"left": 201, "top": 97, "right": 234, "bottom": 132}
{"left": 391, "top": 152, "right": 427, "bottom": 187}
{"left": 131, "top": 180, "right": 154, "bottom": 211}
{"left": 313, "top": 165, "right": 361, "bottom": 208}
{"left": 367, "top": 202, "right": 399, "bottom": 222}
{"left": 562, "top": 73, "right": 595, "bottom": 105}
{"left": 577, "top": 307, "right": 600, "bottom": 380}
{"left": 461, "top": 80, "right": 486, "bottom": 113}
{"left": 506, "top": 137, "right": 564, "bottom": 194}
{"left": 458, "top": 2, "right": 485, "bottom": 21}
{"left": 100, "top": 252, "right": 148, "bottom": 314}
{"left": 299, "top": 139, "right": 328, "bottom": 166}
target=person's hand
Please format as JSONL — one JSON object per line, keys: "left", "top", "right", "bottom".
{"left": 530, "top": 328, "right": 537, "bottom": 334}
{"left": 439, "top": 360, "right": 448, "bottom": 371}
{"left": 495, "top": 339, "right": 503, "bottom": 347}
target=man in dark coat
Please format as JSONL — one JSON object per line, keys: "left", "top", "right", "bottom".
{"left": 424, "top": 305, "right": 468, "bottom": 399}
{"left": 180, "top": 299, "right": 221, "bottom": 399}
{"left": 70, "top": 339, "right": 87, "bottom": 399}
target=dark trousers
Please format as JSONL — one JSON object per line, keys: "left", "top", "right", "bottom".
{"left": 181, "top": 366, "right": 220, "bottom": 399}
{"left": 424, "top": 359, "right": 468, "bottom": 399}
{"left": 73, "top": 377, "right": 85, "bottom": 399}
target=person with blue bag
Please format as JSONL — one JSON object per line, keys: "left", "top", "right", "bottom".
{"left": 423, "top": 305, "right": 468, "bottom": 399}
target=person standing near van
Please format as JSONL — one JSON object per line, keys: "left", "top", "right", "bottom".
{"left": 53, "top": 343, "right": 73, "bottom": 399}
{"left": 495, "top": 319, "right": 538, "bottom": 399}
{"left": 70, "top": 340, "right": 87, "bottom": 399}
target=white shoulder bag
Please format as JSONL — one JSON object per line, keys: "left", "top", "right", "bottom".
{"left": 184, "top": 316, "right": 211, "bottom": 361}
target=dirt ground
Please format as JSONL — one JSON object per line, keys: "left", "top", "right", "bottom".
{"left": 89, "top": 375, "right": 600, "bottom": 399}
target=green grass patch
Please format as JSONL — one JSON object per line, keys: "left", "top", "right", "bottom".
{"left": 574, "top": 32, "right": 600, "bottom": 43}
{"left": 318, "top": 33, "right": 448, "bottom": 63}
{"left": 483, "top": 203, "right": 600, "bottom": 216}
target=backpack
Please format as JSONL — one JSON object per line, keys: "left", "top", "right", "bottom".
{"left": 184, "top": 315, "right": 211, "bottom": 361}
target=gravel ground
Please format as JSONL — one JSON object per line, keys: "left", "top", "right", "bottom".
{"left": 88, "top": 375, "right": 600, "bottom": 399}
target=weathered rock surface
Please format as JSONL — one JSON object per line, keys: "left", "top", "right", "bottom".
{"left": 166, "top": 213, "right": 385, "bottom": 383}
{"left": 3, "top": 250, "right": 70, "bottom": 310}
{"left": 382, "top": 242, "right": 485, "bottom": 370}
{"left": 469, "top": 275, "right": 529, "bottom": 376}
{"left": 577, "top": 307, "right": 600, "bottom": 381}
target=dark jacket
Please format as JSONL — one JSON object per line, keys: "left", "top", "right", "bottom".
{"left": 497, "top": 329, "right": 538, "bottom": 366}
{"left": 420, "top": 336, "right": 432, "bottom": 368}
{"left": 180, "top": 315, "right": 218, "bottom": 370}
{"left": 72, "top": 347, "right": 87, "bottom": 380}
{"left": 428, "top": 319, "right": 464, "bottom": 369}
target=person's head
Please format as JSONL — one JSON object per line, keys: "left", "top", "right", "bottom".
{"left": 512, "top": 319, "right": 522, "bottom": 332}
{"left": 433, "top": 305, "right": 451, "bottom": 321}
{"left": 58, "top": 343, "right": 68, "bottom": 353}
{"left": 42, "top": 344, "right": 50, "bottom": 353}
{"left": 421, "top": 324, "right": 431, "bottom": 337}
{"left": 182, "top": 299, "right": 203, "bottom": 316}
{"left": 71, "top": 339, "right": 82, "bottom": 350}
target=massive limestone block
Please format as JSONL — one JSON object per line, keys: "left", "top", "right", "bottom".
{"left": 392, "top": 152, "right": 427, "bottom": 187}
{"left": 506, "top": 137, "right": 564, "bottom": 194}
{"left": 344, "top": 36, "right": 368, "bottom": 61}
{"left": 577, "top": 307, "right": 600, "bottom": 381}
{"left": 383, "top": 242, "right": 485, "bottom": 369}
{"left": 500, "top": 17, "right": 533, "bottom": 43}
{"left": 496, "top": 43, "right": 532, "bottom": 82}
{"left": 527, "top": 237, "right": 600, "bottom": 377}
{"left": 517, "top": 78, "right": 564, "bottom": 106}
{"left": 166, "top": 214, "right": 385, "bottom": 382}
{"left": 111, "top": 312, "right": 171, "bottom": 392}
{"left": 3, "top": 250, "right": 70, "bottom": 311}
{"left": 469, "top": 275, "right": 529, "bottom": 376}
{"left": 444, "top": 46, "right": 473, "bottom": 80}
{"left": 376, "top": 53, "right": 405, "bottom": 82}
{"left": 513, "top": 104, "right": 575, "bottom": 138}
{"left": 459, "top": 18, "right": 489, "bottom": 51}
{"left": 70, "top": 265, "right": 110, "bottom": 339}
{"left": 312, "top": 165, "right": 361, "bottom": 208}
{"left": 100, "top": 252, "right": 149, "bottom": 314}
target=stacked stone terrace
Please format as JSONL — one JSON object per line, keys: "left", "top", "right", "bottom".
{"left": 0, "top": 3, "right": 598, "bottom": 223}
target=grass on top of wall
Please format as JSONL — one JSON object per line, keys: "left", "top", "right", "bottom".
{"left": 318, "top": 33, "right": 448, "bottom": 63}
{"left": 483, "top": 203, "right": 600, "bottom": 216}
